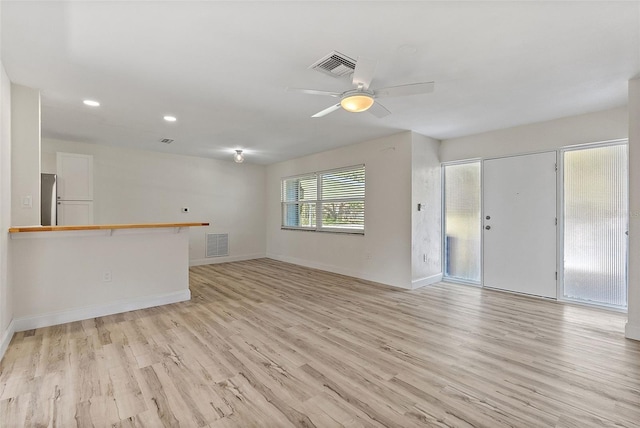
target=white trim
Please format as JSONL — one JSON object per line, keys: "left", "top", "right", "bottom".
{"left": 190, "top": 253, "right": 266, "bottom": 266}
{"left": 625, "top": 322, "right": 640, "bottom": 341}
{"left": 0, "top": 319, "right": 16, "bottom": 362}
{"left": 411, "top": 273, "right": 443, "bottom": 289}
{"left": 12, "top": 290, "right": 191, "bottom": 332}
{"left": 266, "top": 254, "right": 411, "bottom": 289}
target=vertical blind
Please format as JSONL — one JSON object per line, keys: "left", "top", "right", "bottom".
{"left": 563, "top": 144, "right": 628, "bottom": 307}
{"left": 281, "top": 165, "right": 365, "bottom": 233}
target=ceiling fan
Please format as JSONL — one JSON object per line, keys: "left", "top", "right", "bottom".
{"left": 287, "top": 57, "right": 434, "bottom": 118}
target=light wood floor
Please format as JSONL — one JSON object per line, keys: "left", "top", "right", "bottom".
{"left": 1, "top": 259, "right": 640, "bottom": 427}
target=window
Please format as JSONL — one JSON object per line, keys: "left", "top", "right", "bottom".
{"left": 443, "top": 161, "right": 481, "bottom": 283}
{"left": 281, "top": 165, "right": 365, "bottom": 233}
{"left": 562, "top": 142, "right": 628, "bottom": 308}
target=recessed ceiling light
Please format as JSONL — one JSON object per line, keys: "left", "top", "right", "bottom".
{"left": 83, "top": 99, "right": 100, "bottom": 107}
{"left": 163, "top": 115, "right": 177, "bottom": 122}
{"left": 398, "top": 44, "right": 418, "bottom": 55}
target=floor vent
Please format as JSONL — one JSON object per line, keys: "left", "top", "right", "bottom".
{"left": 310, "top": 51, "right": 356, "bottom": 78}
{"left": 206, "top": 233, "right": 229, "bottom": 257}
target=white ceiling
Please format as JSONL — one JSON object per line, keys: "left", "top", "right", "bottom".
{"left": 2, "top": 1, "right": 639, "bottom": 164}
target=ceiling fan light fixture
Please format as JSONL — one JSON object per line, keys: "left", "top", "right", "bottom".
{"left": 340, "top": 94, "right": 374, "bottom": 113}
{"left": 233, "top": 149, "right": 245, "bottom": 163}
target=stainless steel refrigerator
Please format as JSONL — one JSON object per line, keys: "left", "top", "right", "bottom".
{"left": 41, "top": 173, "right": 57, "bottom": 226}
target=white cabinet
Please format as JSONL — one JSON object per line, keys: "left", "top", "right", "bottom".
{"left": 56, "top": 152, "right": 94, "bottom": 225}
{"left": 57, "top": 201, "right": 94, "bottom": 226}
{"left": 56, "top": 153, "right": 94, "bottom": 201}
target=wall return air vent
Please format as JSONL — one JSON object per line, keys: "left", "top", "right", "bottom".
{"left": 310, "top": 51, "right": 356, "bottom": 78}
{"left": 206, "top": 233, "right": 229, "bottom": 258}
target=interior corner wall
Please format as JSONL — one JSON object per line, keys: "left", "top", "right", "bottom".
{"left": 266, "top": 132, "right": 413, "bottom": 289}
{"left": 439, "top": 106, "right": 628, "bottom": 162}
{"left": 627, "top": 79, "right": 640, "bottom": 341}
{"left": 411, "top": 132, "right": 442, "bottom": 288}
{"left": 0, "top": 60, "right": 15, "bottom": 358}
{"left": 10, "top": 84, "right": 40, "bottom": 227}
{"left": 40, "top": 139, "right": 267, "bottom": 264}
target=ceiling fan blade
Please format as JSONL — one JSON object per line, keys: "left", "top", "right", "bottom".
{"left": 286, "top": 87, "right": 341, "bottom": 97}
{"left": 312, "top": 103, "right": 342, "bottom": 118}
{"left": 368, "top": 101, "right": 391, "bottom": 118}
{"left": 352, "top": 57, "right": 377, "bottom": 90}
{"left": 375, "top": 81, "right": 435, "bottom": 98}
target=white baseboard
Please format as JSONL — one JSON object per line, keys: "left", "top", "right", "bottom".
{"left": 12, "top": 289, "right": 191, "bottom": 332}
{"left": 625, "top": 322, "right": 640, "bottom": 341}
{"left": 190, "top": 253, "right": 266, "bottom": 266}
{"left": 266, "top": 254, "right": 411, "bottom": 289}
{"left": 0, "top": 319, "right": 16, "bottom": 362}
{"left": 411, "top": 273, "right": 443, "bottom": 289}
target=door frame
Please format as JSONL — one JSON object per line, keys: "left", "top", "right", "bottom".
{"left": 442, "top": 142, "right": 629, "bottom": 310}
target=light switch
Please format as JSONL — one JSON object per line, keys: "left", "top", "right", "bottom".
{"left": 22, "top": 195, "right": 32, "bottom": 208}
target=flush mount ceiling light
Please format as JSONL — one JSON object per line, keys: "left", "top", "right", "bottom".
{"left": 233, "top": 149, "right": 244, "bottom": 163}
{"left": 83, "top": 99, "right": 100, "bottom": 107}
{"left": 163, "top": 115, "right": 177, "bottom": 122}
{"left": 340, "top": 90, "right": 375, "bottom": 113}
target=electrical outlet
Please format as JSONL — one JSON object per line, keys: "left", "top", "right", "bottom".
{"left": 103, "top": 271, "right": 112, "bottom": 282}
{"left": 182, "top": 207, "right": 190, "bottom": 213}
{"left": 365, "top": 252, "right": 372, "bottom": 260}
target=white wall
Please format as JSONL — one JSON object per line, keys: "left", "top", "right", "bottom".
{"left": 266, "top": 132, "right": 414, "bottom": 288}
{"left": 440, "top": 106, "right": 628, "bottom": 162}
{"left": 41, "top": 138, "right": 266, "bottom": 264}
{"left": 411, "top": 133, "right": 442, "bottom": 287}
{"left": 627, "top": 79, "right": 640, "bottom": 341}
{"left": 0, "top": 58, "right": 15, "bottom": 356}
{"left": 10, "top": 84, "right": 40, "bottom": 226}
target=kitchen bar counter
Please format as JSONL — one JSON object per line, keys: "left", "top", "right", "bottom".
{"left": 9, "top": 222, "right": 209, "bottom": 233}
{"left": 9, "top": 221, "right": 209, "bottom": 332}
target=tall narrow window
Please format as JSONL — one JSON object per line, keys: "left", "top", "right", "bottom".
{"left": 563, "top": 143, "right": 628, "bottom": 307}
{"left": 443, "top": 162, "right": 481, "bottom": 283}
{"left": 281, "top": 175, "right": 317, "bottom": 229}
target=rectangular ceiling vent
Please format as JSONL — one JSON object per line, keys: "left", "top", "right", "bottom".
{"left": 206, "top": 233, "right": 229, "bottom": 258}
{"left": 310, "top": 51, "right": 356, "bottom": 78}
{"left": 159, "top": 138, "right": 174, "bottom": 144}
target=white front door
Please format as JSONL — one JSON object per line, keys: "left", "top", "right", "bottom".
{"left": 483, "top": 152, "right": 557, "bottom": 298}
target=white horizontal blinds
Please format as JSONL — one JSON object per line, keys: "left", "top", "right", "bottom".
{"left": 319, "top": 166, "right": 365, "bottom": 231}
{"left": 563, "top": 144, "right": 628, "bottom": 307}
{"left": 443, "top": 162, "right": 481, "bottom": 283}
{"left": 281, "top": 175, "right": 317, "bottom": 228}
{"left": 280, "top": 165, "right": 365, "bottom": 233}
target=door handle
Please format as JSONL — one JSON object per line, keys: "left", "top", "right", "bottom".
{"left": 485, "top": 225, "right": 491, "bottom": 230}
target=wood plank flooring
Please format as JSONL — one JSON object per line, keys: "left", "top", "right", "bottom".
{"left": 1, "top": 258, "right": 640, "bottom": 427}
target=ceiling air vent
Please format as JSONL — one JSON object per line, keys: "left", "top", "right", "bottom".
{"left": 159, "top": 138, "right": 174, "bottom": 144}
{"left": 310, "top": 51, "right": 356, "bottom": 78}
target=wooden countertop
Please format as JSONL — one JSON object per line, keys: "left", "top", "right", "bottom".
{"left": 9, "top": 222, "right": 209, "bottom": 233}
